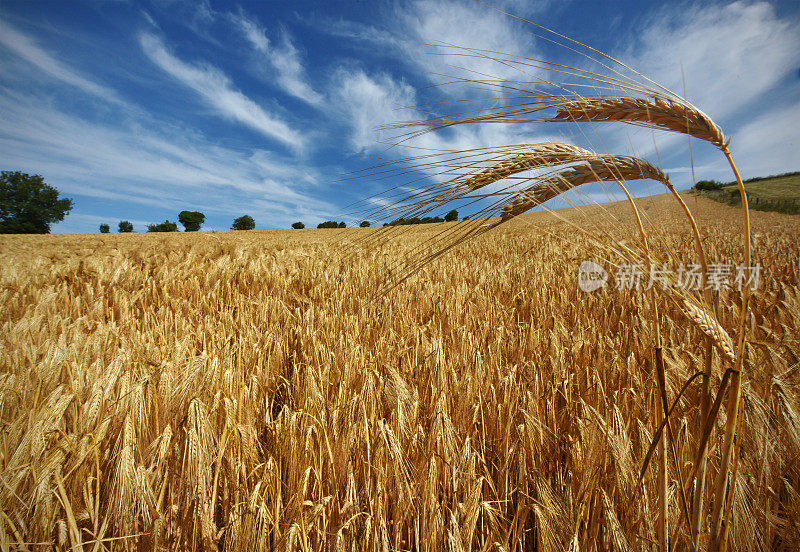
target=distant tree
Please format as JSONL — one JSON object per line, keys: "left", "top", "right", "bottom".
{"left": 0, "top": 171, "right": 73, "bottom": 234}
{"left": 178, "top": 210, "right": 205, "bottom": 231}
{"left": 360, "top": 220, "right": 370, "bottom": 227}
{"left": 444, "top": 209, "right": 459, "bottom": 222}
{"left": 291, "top": 221, "right": 305, "bottom": 229}
{"left": 462, "top": 215, "right": 470, "bottom": 221}
{"left": 231, "top": 215, "right": 255, "bottom": 230}
{"left": 388, "top": 216, "right": 444, "bottom": 226}
{"left": 695, "top": 180, "right": 724, "bottom": 191}
{"left": 317, "top": 220, "right": 339, "bottom": 228}
{"left": 338, "top": 221, "right": 346, "bottom": 228}
{"left": 99, "top": 224, "right": 110, "bottom": 233}
{"left": 147, "top": 220, "right": 178, "bottom": 232}
{"left": 118, "top": 220, "right": 134, "bottom": 233}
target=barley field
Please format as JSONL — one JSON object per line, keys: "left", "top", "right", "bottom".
{"left": 1, "top": 194, "right": 799, "bottom": 551}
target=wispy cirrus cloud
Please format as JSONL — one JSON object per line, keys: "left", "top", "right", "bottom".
{"left": 0, "top": 18, "right": 126, "bottom": 106}
{"left": 600, "top": 1, "right": 800, "bottom": 180}
{"left": 397, "top": 0, "right": 538, "bottom": 83}
{"left": 321, "top": 1, "right": 555, "bottom": 160}
{"left": 139, "top": 32, "right": 305, "bottom": 150}
{"left": 624, "top": 1, "right": 800, "bottom": 120}
{"left": 325, "top": 0, "right": 798, "bottom": 187}
{"left": 331, "top": 68, "right": 417, "bottom": 152}
{"left": 230, "top": 10, "right": 323, "bottom": 106}
{"left": 0, "top": 89, "right": 334, "bottom": 233}
{"left": 269, "top": 33, "right": 324, "bottom": 106}
{"left": 321, "top": 1, "right": 542, "bottom": 87}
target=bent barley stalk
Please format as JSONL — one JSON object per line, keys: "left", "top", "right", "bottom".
{"left": 393, "top": 31, "right": 754, "bottom": 547}
{"left": 369, "top": 145, "right": 743, "bottom": 549}
{"left": 381, "top": 11, "right": 764, "bottom": 546}
{"left": 369, "top": 151, "right": 664, "bottom": 292}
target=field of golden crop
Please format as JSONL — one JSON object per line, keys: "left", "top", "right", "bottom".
{"left": 1, "top": 194, "right": 799, "bottom": 551}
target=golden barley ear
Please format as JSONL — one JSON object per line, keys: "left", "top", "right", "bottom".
{"left": 553, "top": 96, "right": 728, "bottom": 147}
{"left": 678, "top": 297, "right": 736, "bottom": 363}
{"left": 367, "top": 152, "right": 675, "bottom": 295}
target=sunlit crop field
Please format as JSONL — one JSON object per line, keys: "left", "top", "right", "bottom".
{"left": 1, "top": 194, "right": 798, "bottom": 551}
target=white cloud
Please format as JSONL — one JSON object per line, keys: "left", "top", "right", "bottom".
{"left": 321, "top": 1, "right": 564, "bottom": 157}
{"left": 589, "top": 1, "right": 800, "bottom": 183}
{"left": 319, "top": 1, "right": 544, "bottom": 91}
{"left": 0, "top": 18, "right": 125, "bottom": 105}
{"left": 269, "top": 32, "right": 324, "bottom": 106}
{"left": 398, "top": 0, "right": 537, "bottom": 83}
{"left": 377, "top": 0, "right": 550, "bottom": 93}
{"left": 0, "top": 90, "right": 334, "bottom": 233}
{"left": 625, "top": 1, "right": 800, "bottom": 122}
{"left": 727, "top": 99, "right": 800, "bottom": 178}
{"left": 193, "top": 0, "right": 214, "bottom": 25}
{"left": 141, "top": 10, "right": 159, "bottom": 29}
{"left": 331, "top": 68, "right": 417, "bottom": 152}
{"left": 232, "top": 10, "right": 269, "bottom": 53}
{"left": 139, "top": 32, "right": 305, "bottom": 150}
{"left": 230, "top": 11, "right": 323, "bottom": 106}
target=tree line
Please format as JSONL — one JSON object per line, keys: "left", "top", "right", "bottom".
{"left": 0, "top": 171, "right": 260, "bottom": 234}
{"left": 1, "top": 170, "right": 463, "bottom": 235}
{"left": 97, "top": 213, "right": 256, "bottom": 233}
{"left": 290, "top": 210, "right": 461, "bottom": 230}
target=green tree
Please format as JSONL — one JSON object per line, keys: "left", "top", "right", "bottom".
{"left": 338, "top": 221, "right": 346, "bottom": 228}
{"left": 387, "top": 216, "right": 443, "bottom": 226}
{"left": 178, "top": 210, "right": 205, "bottom": 231}
{"left": 0, "top": 171, "right": 73, "bottom": 234}
{"left": 231, "top": 215, "right": 255, "bottom": 230}
{"left": 291, "top": 221, "right": 305, "bottom": 229}
{"left": 118, "top": 220, "right": 134, "bottom": 233}
{"left": 317, "top": 220, "right": 339, "bottom": 228}
{"left": 360, "top": 220, "right": 370, "bottom": 227}
{"left": 147, "top": 220, "right": 178, "bottom": 232}
{"left": 694, "top": 180, "right": 723, "bottom": 191}
{"left": 444, "top": 209, "right": 459, "bottom": 222}
{"left": 99, "top": 224, "right": 110, "bottom": 233}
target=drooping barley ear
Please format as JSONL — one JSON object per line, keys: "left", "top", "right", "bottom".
{"left": 356, "top": 143, "right": 596, "bottom": 228}
{"left": 553, "top": 96, "right": 728, "bottom": 148}
{"left": 500, "top": 155, "right": 667, "bottom": 222}
{"left": 376, "top": 152, "right": 662, "bottom": 293}
{"left": 554, "top": 95, "right": 750, "bottom": 549}
{"left": 679, "top": 298, "right": 736, "bottom": 363}
{"left": 545, "top": 93, "right": 750, "bottom": 273}
{"left": 461, "top": 144, "right": 595, "bottom": 192}
{"left": 416, "top": 143, "right": 596, "bottom": 215}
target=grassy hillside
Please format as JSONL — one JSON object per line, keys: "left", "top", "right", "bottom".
{"left": 694, "top": 171, "right": 800, "bottom": 214}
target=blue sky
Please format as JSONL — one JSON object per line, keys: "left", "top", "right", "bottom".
{"left": 1, "top": 0, "right": 798, "bottom": 233}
